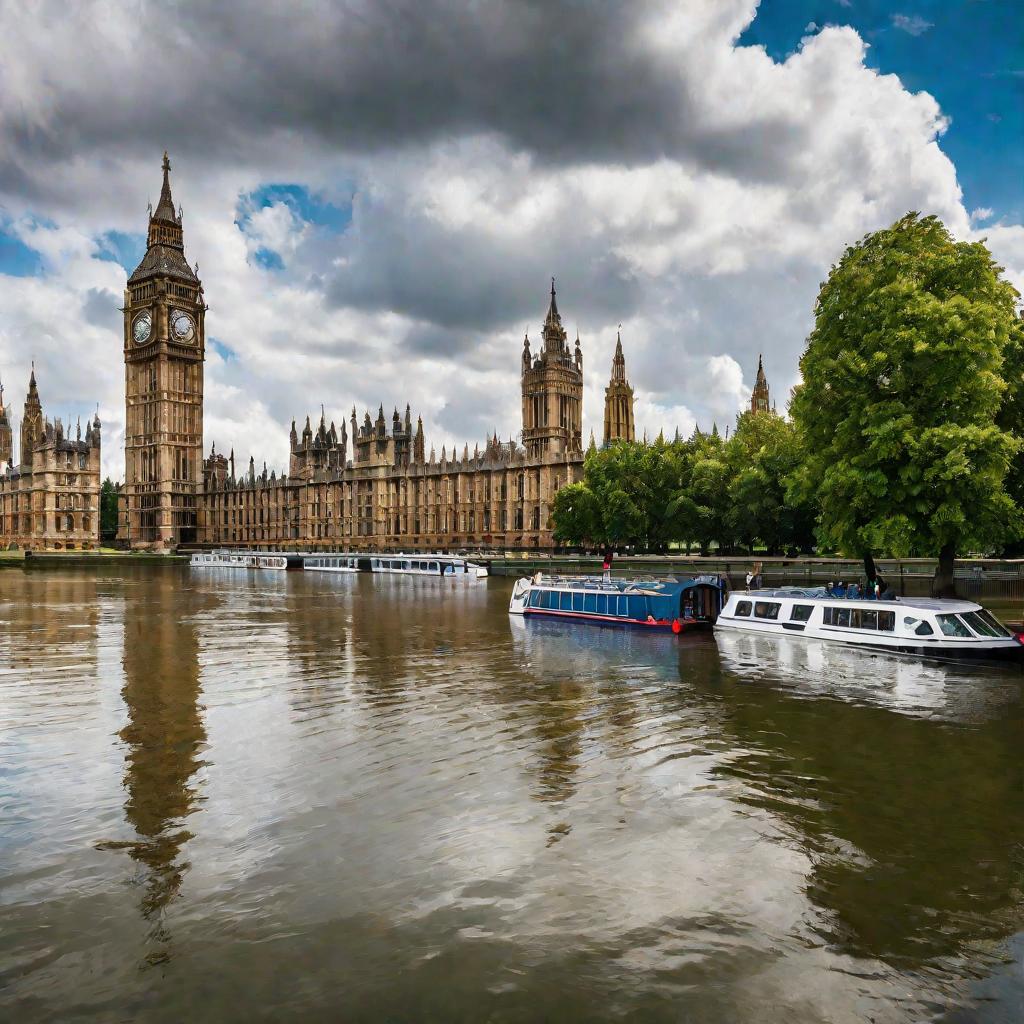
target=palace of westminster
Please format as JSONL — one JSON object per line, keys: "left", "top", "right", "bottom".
{"left": 0, "top": 156, "right": 771, "bottom": 551}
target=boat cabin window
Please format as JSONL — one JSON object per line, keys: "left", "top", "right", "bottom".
{"left": 960, "top": 610, "right": 1009, "bottom": 638}
{"left": 753, "top": 601, "right": 780, "bottom": 620}
{"left": 790, "top": 604, "right": 813, "bottom": 622}
{"left": 560, "top": 592, "right": 572, "bottom": 611}
{"left": 936, "top": 614, "right": 974, "bottom": 638}
{"left": 429, "top": 562, "right": 439, "bottom": 572}
{"left": 735, "top": 600, "right": 752, "bottom": 617}
{"left": 976, "top": 609, "right": 1013, "bottom": 638}
{"left": 903, "top": 616, "right": 934, "bottom": 636}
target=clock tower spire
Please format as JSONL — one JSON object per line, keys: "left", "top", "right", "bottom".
{"left": 119, "top": 153, "right": 206, "bottom": 549}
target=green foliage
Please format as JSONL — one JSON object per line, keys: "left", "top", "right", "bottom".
{"left": 791, "top": 212, "right": 1023, "bottom": 572}
{"left": 100, "top": 477, "right": 119, "bottom": 541}
{"left": 550, "top": 418, "right": 816, "bottom": 553}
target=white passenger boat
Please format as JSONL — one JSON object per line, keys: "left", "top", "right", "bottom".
{"left": 190, "top": 551, "right": 288, "bottom": 571}
{"left": 370, "top": 554, "right": 487, "bottom": 579}
{"left": 716, "top": 588, "right": 1024, "bottom": 663}
{"left": 303, "top": 554, "right": 361, "bottom": 573}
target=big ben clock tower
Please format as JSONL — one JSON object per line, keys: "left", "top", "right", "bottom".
{"left": 119, "top": 153, "right": 205, "bottom": 549}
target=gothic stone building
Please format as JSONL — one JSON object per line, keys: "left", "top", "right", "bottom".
{"left": 118, "top": 156, "right": 640, "bottom": 551}
{"left": 197, "top": 278, "right": 638, "bottom": 551}
{"left": 0, "top": 371, "right": 102, "bottom": 549}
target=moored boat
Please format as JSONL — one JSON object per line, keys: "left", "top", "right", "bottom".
{"left": 508, "top": 573, "right": 726, "bottom": 631}
{"left": 370, "top": 554, "right": 487, "bottom": 579}
{"left": 190, "top": 550, "right": 288, "bottom": 571}
{"left": 303, "top": 554, "right": 361, "bottom": 573}
{"left": 716, "top": 587, "right": 1024, "bottom": 663}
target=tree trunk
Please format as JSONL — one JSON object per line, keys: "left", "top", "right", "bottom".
{"left": 932, "top": 541, "right": 956, "bottom": 598}
{"left": 862, "top": 551, "right": 876, "bottom": 583}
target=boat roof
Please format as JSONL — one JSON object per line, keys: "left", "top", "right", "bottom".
{"left": 742, "top": 588, "right": 981, "bottom": 613}
{"left": 532, "top": 574, "right": 722, "bottom": 596}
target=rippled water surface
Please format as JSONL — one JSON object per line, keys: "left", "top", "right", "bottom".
{"left": 2, "top": 566, "right": 1024, "bottom": 1023}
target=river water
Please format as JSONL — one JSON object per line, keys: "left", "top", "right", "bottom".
{"left": 2, "top": 566, "right": 1023, "bottom": 1023}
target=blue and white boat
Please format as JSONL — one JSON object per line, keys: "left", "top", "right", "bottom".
{"left": 509, "top": 573, "right": 726, "bottom": 632}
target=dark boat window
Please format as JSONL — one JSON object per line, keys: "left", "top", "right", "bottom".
{"left": 791, "top": 604, "right": 813, "bottom": 622}
{"left": 584, "top": 594, "right": 598, "bottom": 613}
{"left": 735, "top": 601, "right": 752, "bottom": 617}
{"left": 627, "top": 595, "right": 646, "bottom": 619}
{"left": 528, "top": 589, "right": 541, "bottom": 608}
{"left": 976, "top": 609, "right": 1013, "bottom": 638}
{"left": 573, "top": 591, "right": 585, "bottom": 612}
{"left": 596, "top": 594, "right": 608, "bottom": 615}
{"left": 754, "top": 601, "right": 780, "bottom": 620}
{"left": 960, "top": 611, "right": 1000, "bottom": 638}
{"left": 937, "top": 613, "right": 974, "bottom": 638}
{"left": 860, "top": 610, "right": 877, "bottom": 630}
{"left": 560, "top": 592, "right": 572, "bottom": 611}
{"left": 903, "top": 616, "right": 934, "bottom": 636}
{"left": 878, "top": 611, "right": 895, "bottom": 632}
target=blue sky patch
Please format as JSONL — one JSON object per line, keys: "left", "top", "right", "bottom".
{"left": 95, "top": 230, "right": 147, "bottom": 274}
{"left": 236, "top": 182, "right": 353, "bottom": 233}
{"left": 0, "top": 223, "right": 44, "bottom": 277}
{"left": 209, "top": 337, "right": 237, "bottom": 362}
{"left": 252, "top": 247, "right": 285, "bottom": 271}
{"left": 739, "top": 0, "right": 1023, "bottom": 223}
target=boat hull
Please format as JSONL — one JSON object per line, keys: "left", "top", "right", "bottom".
{"left": 522, "top": 607, "right": 702, "bottom": 631}
{"left": 715, "top": 619, "right": 1024, "bottom": 664}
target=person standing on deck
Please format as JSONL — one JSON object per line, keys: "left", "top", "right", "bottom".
{"left": 602, "top": 549, "right": 613, "bottom": 582}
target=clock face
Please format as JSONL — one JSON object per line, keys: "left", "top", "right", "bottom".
{"left": 132, "top": 311, "right": 152, "bottom": 345}
{"left": 171, "top": 310, "right": 196, "bottom": 343}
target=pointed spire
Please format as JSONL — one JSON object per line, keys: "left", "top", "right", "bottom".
{"left": 154, "top": 151, "right": 177, "bottom": 222}
{"left": 546, "top": 276, "right": 560, "bottom": 325}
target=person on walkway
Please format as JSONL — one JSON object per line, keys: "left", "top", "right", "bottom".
{"left": 602, "top": 549, "right": 613, "bottom": 582}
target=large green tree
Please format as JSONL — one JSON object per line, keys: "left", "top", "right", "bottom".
{"left": 100, "top": 478, "right": 119, "bottom": 543}
{"left": 791, "top": 213, "right": 1022, "bottom": 595}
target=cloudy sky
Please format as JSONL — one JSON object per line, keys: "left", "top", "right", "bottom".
{"left": 0, "top": 0, "right": 1021, "bottom": 479}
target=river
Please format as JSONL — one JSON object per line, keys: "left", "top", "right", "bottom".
{"left": 1, "top": 566, "right": 1023, "bottom": 1022}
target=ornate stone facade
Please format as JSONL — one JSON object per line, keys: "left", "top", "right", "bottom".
{"left": 0, "top": 371, "right": 102, "bottom": 549}
{"left": 118, "top": 156, "right": 635, "bottom": 551}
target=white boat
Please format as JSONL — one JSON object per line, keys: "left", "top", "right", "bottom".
{"left": 303, "top": 554, "right": 361, "bottom": 573}
{"left": 716, "top": 587, "right": 1023, "bottom": 663}
{"left": 190, "top": 550, "right": 288, "bottom": 571}
{"left": 370, "top": 554, "right": 487, "bottom": 579}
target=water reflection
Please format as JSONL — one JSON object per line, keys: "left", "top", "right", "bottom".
{"left": 2, "top": 570, "right": 1024, "bottom": 1021}
{"left": 114, "top": 571, "right": 206, "bottom": 963}
{"left": 713, "top": 636, "right": 1024, "bottom": 977}
{"left": 715, "top": 628, "right": 1021, "bottom": 722}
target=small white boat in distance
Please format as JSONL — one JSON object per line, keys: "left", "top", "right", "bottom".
{"left": 716, "top": 587, "right": 1023, "bottom": 663}
{"left": 303, "top": 554, "right": 360, "bottom": 573}
{"left": 371, "top": 554, "right": 487, "bottom": 579}
{"left": 190, "top": 551, "right": 288, "bottom": 571}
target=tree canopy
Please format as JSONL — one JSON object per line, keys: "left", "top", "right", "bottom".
{"left": 551, "top": 417, "right": 815, "bottom": 555}
{"left": 790, "top": 213, "right": 1022, "bottom": 594}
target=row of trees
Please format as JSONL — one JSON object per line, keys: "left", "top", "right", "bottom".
{"left": 552, "top": 413, "right": 815, "bottom": 556}
{"left": 552, "top": 214, "right": 1024, "bottom": 596}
